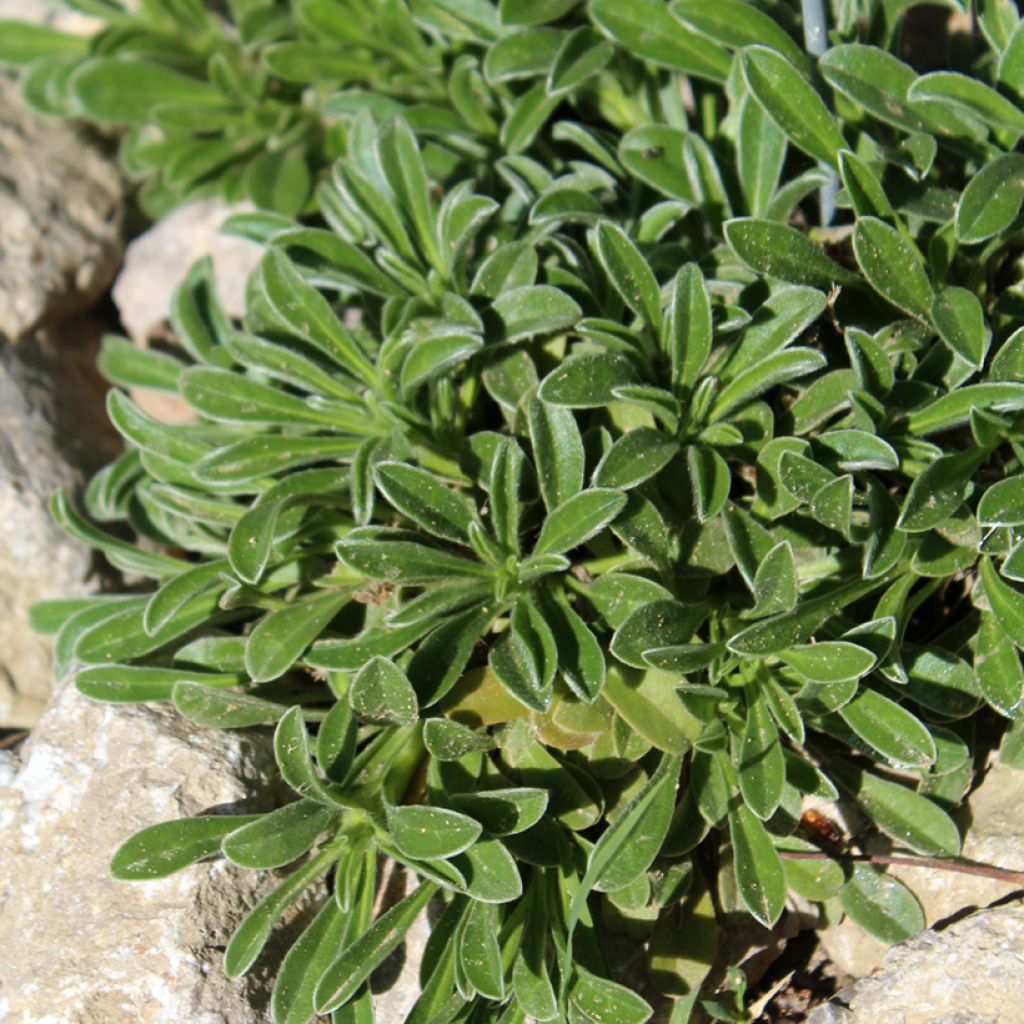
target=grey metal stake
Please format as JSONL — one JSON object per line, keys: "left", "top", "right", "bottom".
{"left": 801, "top": 0, "right": 838, "bottom": 225}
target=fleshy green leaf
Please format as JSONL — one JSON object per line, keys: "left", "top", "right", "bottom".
{"left": 259, "top": 250, "right": 377, "bottom": 388}
{"left": 671, "top": 0, "right": 806, "bottom": 66}
{"left": 956, "top": 153, "right": 1024, "bottom": 244}
{"left": 225, "top": 848, "right": 334, "bottom": 979}
{"left": 111, "top": 815, "right": 258, "bottom": 880}
{"left": 728, "top": 803, "right": 786, "bottom": 927}
{"left": 387, "top": 805, "right": 483, "bottom": 860}
{"left": 274, "top": 707, "right": 339, "bottom": 805}
{"left": 98, "top": 335, "right": 184, "bottom": 392}
{"left": 830, "top": 760, "right": 961, "bottom": 857}
{"left": 246, "top": 590, "right": 351, "bottom": 683}
{"left": 71, "top": 57, "right": 219, "bottom": 124}
{"left": 490, "top": 598, "right": 558, "bottom": 712}
{"left": 528, "top": 397, "right": 585, "bottom": 510}
{"left": 450, "top": 838, "right": 523, "bottom": 902}
{"left": 375, "top": 462, "right": 475, "bottom": 543}
{"left": 592, "top": 428, "right": 677, "bottom": 490}
{"left": 590, "top": 0, "right": 730, "bottom": 81}
{"left": 686, "top": 446, "right": 730, "bottom": 523}
{"left": 172, "top": 683, "right": 293, "bottom": 728}
{"left": 593, "top": 221, "right": 662, "bottom": 330}
{"left": 839, "top": 863, "right": 924, "bottom": 944}
{"left": 664, "top": 263, "right": 712, "bottom": 391}
{"left": 337, "top": 531, "right": 492, "bottom": 584}
{"left": 611, "top": 600, "right": 706, "bottom": 669}
{"left": 853, "top": 217, "right": 933, "bottom": 321}
{"left": 738, "top": 690, "right": 784, "bottom": 821}
{"left": 534, "top": 488, "right": 627, "bottom": 555}
{"left": 981, "top": 557, "right": 1024, "bottom": 649}
{"left": 909, "top": 70, "right": 1024, "bottom": 133}
{"left": 376, "top": 117, "right": 440, "bottom": 272}
{"left": 975, "top": 612, "right": 1024, "bottom": 716}
{"left": 315, "top": 880, "right": 439, "bottom": 1013}
{"left": 272, "top": 895, "right": 351, "bottom": 1024}
{"left": 538, "top": 352, "right": 639, "bottom": 407}
{"left": 725, "top": 218, "right": 858, "bottom": 288}
{"left": 741, "top": 45, "right": 845, "bottom": 168}
{"left": 931, "top": 287, "right": 988, "bottom": 368}
{"left": 838, "top": 689, "right": 937, "bottom": 769}
{"left": 569, "top": 966, "right": 653, "bottom": 1024}
{"left": 223, "top": 800, "right": 336, "bottom": 869}
{"left": 838, "top": 150, "right": 894, "bottom": 219}
{"left": 491, "top": 285, "right": 581, "bottom": 342}
{"left": 978, "top": 475, "right": 1024, "bottom": 528}
{"left": 779, "top": 641, "right": 876, "bottom": 683}
{"left": 907, "top": 383, "right": 1024, "bottom": 435}
{"left": 350, "top": 656, "right": 419, "bottom": 725}
{"left": 450, "top": 788, "right": 549, "bottom": 835}
{"left": 459, "top": 900, "right": 506, "bottom": 1000}
{"left": 594, "top": 756, "right": 679, "bottom": 891}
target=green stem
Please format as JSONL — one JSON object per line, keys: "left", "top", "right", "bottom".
{"left": 577, "top": 553, "right": 647, "bottom": 575}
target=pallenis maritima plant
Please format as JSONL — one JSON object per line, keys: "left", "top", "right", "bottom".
{"left": 22, "top": 0, "right": 1024, "bottom": 1021}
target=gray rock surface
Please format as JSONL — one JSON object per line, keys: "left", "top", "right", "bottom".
{"left": 0, "top": 680, "right": 288, "bottom": 1023}
{"left": 0, "top": 75, "right": 123, "bottom": 725}
{"left": 0, "top": 680, "right": 430, "bottom": 1022}
{"left": 0, "top": 331, "right": 118, "bottom": 727}
{"left": 818, "top": 759, "right": 1024, "bottom": 977}
{"left": 0, "top": 76, "right": 123, "bottom": 340}
{"left": 809, "top": 899, "right": 1024, "bottom": 1024}
{"left": 806, "top": 1007, "right": 854, "bottom": 1024}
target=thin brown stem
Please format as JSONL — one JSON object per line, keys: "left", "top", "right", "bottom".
{"left": 0, "top": 730, "right": 28, "bottom": 750}
{"left": 779, "top": 850, "right": 1024, "bottom": 886}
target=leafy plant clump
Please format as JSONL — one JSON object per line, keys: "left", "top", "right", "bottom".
{"left": 23, "top": 0, "right": 1024, "bottom": 1021}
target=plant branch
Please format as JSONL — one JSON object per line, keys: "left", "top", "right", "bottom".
{"left": 0, "top": 730, "right": 29, "bottom": 750}
{"left": 779, "top": 850, "right": 1024, "bottom": 886}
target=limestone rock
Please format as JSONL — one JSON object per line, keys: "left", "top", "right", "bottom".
{"left": 806, "top": 1008, "right": 854, "bottom": 1024}
{"left": 818, "top": 760, "right": 1024, "bottom": 977}
{"left": 0, "top": 680, "right": 437, "bottom": 1022}
{"left": 0, "top": 76, "right": 123, "bottom": 340}
{"left": 813, "top": 917, "right": 888, "bottom": 988}
{"left": 112, "top": 197, "right": 262, "bottom": 344}
{"left": 0, "top": 70, "right": 123, "bottom": 724}
{"left": 809, "top": 900, "right": 1024, "bottom": 1024}
{"left": 0, "top": 680, "right": 289, "bottom": 1023}
{"left": 0, "top": 330, "right": 119, "bottom": 727}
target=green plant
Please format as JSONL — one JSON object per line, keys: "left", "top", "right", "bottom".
{"left": 0, "top": 0, "right": 638, "bottom": 218}
{"left": 25, "top": 0, "right": 1024, "bottom": 1021}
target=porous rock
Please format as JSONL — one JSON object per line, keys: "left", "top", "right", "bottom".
{"left": 0, "top": 680, "right": 288, "bottom": 1023}
{"left": 818, "top": 759, "right": 1024, "bottom": 977}
{"left": 0, "top": 330, "right": 118, "bottom": 727}
{"left": 0, "top": 76, "right": 122, "bottom": 340}
{"left": 0, "top": 679, "right": 434, "bottom": 1022}
{"left": 808, "top": 899, "right": 1024, "bottom": 1024}
{"left": 0, "top": 72, "right": 123, "bottom": 725}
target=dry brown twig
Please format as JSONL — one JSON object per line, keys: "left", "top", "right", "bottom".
{"left": 778, "top": 850, "right": 1024, "bottom": 886}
